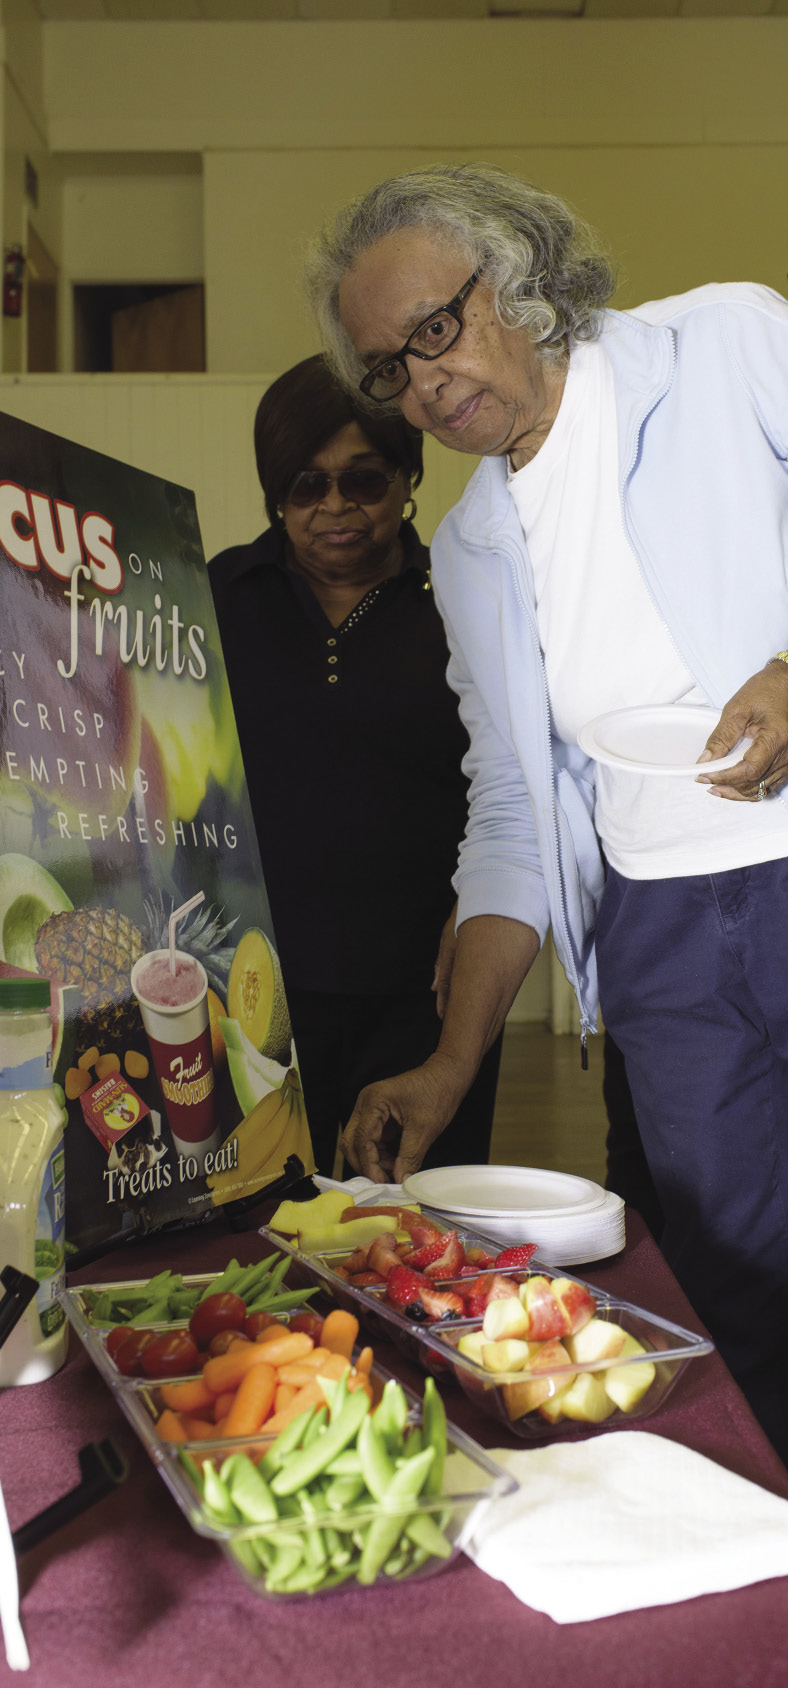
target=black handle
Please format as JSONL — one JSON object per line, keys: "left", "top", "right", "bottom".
{"left": 12, "top": 1438, "right": 128, "bottom": 1556}
{"left": 0, "top": 1265, "right": 38, "bottom": 1352}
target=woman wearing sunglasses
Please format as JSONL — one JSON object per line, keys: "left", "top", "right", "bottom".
{"left": 208, "top": 353, "right": 501, "bottom": 1178}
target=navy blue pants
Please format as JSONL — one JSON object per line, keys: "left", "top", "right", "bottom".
{"left": 596, "top": 861, "right": 788, "bottom": 1464}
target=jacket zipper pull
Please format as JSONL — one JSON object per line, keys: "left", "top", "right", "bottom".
{"left": 580, "top": 1029, "right": 588, "bottom": 1071}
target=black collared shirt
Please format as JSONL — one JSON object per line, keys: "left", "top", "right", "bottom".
{"left": 208, "top": 523, "right": 470, "bottom": 994}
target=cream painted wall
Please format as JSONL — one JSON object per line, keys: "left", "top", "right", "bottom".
{"left": 62, "top": 172, "right": 203, "bottom": 286}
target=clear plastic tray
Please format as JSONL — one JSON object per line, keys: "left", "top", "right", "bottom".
{"left": 259, "top": 1221, "right": 714, "bottom": 1439}
{"left": 60, "top": 1264, "right": 517, "bottom": 1597}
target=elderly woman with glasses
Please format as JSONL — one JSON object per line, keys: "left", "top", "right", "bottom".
{"left": 208, "top": 353, "right": 501, "bottom": 1180}
{"left": 305, "top": 163, "right": 788, "bottom": 1462}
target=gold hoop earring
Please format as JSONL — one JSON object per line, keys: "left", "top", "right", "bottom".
{"left": 404, "top": 497, "right": 417, "bottom": 522}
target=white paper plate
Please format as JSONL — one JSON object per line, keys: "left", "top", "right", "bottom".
{"left": 401, "top": 1165, "right": 602, "bottom": 1220}
{"left": 577, "top": 705, "right": 752, "bottom": 777}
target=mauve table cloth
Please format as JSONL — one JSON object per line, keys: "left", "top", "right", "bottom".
{"left": 2, "top": 1209, "right": 787, "bottom": 1688}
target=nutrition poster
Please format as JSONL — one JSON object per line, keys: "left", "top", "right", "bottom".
{"left": 0, "top": 410, "right": 314, "bottom": 1261}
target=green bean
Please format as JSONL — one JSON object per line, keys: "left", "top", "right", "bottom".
{"left": 201, "top": 1460, "right": 240, "bottom": 1526}
{"left": 324, "top": 1450, "right": 362, "bottom": 1477}
{"left": 245, "top": 1287, "right": 317, "bottom": 1315}
{"left": 127, "top": 1295, "right": 170, "bottom": 1326}
{"left": 374, "top": 1377, "right": 409, "bottom": 1448}
{"left": 198, "top": 1258, "right": 243, "bottom": 1301}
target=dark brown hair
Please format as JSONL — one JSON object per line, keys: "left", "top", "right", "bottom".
{"left": 253, "top": 354, "right": 423, "bottom": 527}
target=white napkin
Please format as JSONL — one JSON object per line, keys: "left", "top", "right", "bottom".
{"left": 464, "top": 1431, "right": 788, "bottom": 1622}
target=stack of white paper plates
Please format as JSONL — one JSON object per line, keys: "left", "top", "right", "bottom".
{"left": 400, "top": 1165, "right": 625, "bottom": 1266}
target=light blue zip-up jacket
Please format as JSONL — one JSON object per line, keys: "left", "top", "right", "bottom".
{"left": 430, "top": 283, "right": 788, "bottom": 1036}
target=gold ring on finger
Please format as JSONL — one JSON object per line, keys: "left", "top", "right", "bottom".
{"left": 758, "top": 780, "right": 768, "bottom": 801}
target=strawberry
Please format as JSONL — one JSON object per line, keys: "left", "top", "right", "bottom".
{"left": 349, "top": 1270, "right": 386, "bottom": 1288}
{"left": 423, "top": 1231, "right": 466, "bottom": 1280}
{"left": 385, "top": 1264, "right": 429, "bottom": 1315}
{"left": 461, "top": 1291, "right": 488, "bottom": 1319}
{"left": 402, "top": 1236, "right": 447, "bottom": 1270}
{"left": 494, "top": 1244, "right": 538, "bottom": 1270}
{"left": 419, "top": 1282, "right": 466, "bottom": 1321}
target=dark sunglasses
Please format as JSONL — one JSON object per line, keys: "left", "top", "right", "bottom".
{"left": 286, "top": 466, "right": 398, "bottom": 508}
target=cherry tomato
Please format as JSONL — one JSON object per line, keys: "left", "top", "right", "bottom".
{"left": 288, "top": 1311, "right": 324, "bottom": 1344}
{"left": 189, "top": 1292, "right": 247, "bottom": 1351}
{"left": 243, "top": 1311, "right": 280, "bottom": 1341}
{"left": 112, "top": 1328, "right": 158, "bottom": 1376}
{"left": 207, "top": 1328, "right": 250, "bottom": 1358}
{"left": 141, "top": 1330, "right": 200, "bottom": 1379}
{"left": 106, "top": 1324, "right": 136, "bottom": 1361}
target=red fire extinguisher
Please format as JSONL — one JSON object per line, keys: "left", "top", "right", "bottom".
{"left": 3, "top": 245, "right": 25, "bottom": 317}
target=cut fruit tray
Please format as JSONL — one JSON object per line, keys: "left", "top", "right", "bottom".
{"left": 60, "top": 1257, "right": 516, "bottom": 1599}
{"left": 260, "top": 1222, "right": 714, "bottom": 1440}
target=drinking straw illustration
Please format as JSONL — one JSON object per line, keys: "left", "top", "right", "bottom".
{"left": 168, "top": 891, "right": 204, "bottom": 974}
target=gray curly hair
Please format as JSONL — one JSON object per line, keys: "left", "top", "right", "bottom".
{"left": 305, "top": 162, "right": 618, "bottom": 402}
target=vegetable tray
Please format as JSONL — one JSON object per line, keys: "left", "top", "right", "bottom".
{"left": 60, "top": 1258, "right": 516, "bottom": 1598}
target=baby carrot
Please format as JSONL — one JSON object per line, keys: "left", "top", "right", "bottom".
{"left": 156, "top": 1408, "right": 188, "bottom": 1442}
{"left": 262, "top": 1377, "right": 326, "bottom": 1434}
{"left": 213, "top": 1389, "right": 236, "bottom": 1422}
{"left": 277, "top": 1347, "right": 333, "bottom": 1386}
{"left": 222, "top": 1361, "right": 277, "bottom": 1439}
{"left": 246, "top": 1330, "right": 313, "bottom": 1369}
{"left": 274, "top": 1382, "right": 298, "bottom": 1413}
{"left": 203, "top": 1341, "right": 283, "bottom": 1396}
{"left": 320, "top": 1309, "right": 359, "bottom": 1360}
{"left": 355, "top": 1346, "right": 374, "bottom": 1375}
{"left": 160, "top": 1376, "right": 216, "bottom": 1415}
{"left": 182, "top": 1415, "right": 221, "bottom": 1441}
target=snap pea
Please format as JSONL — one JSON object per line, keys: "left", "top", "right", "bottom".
{"left": 324, "top": 1473, "right": 367, "bottom": 1513}
{"left": 201, "top": 1460, "right": 240, "bottom": 1526}
{"left": 323, "top": 1450, "right": 362, "bottom": 1477}
{"left": 421, "top": 1377, "right": 447, "bottom": 1497}
{"left": 270, "top": 1391, "right": 370, "bottom": 1496}
{"left": 357, "top": 1447, "right": 435, "bottom": 1586}
{"left": 373, "top": 1378, "right": 409, "bottom": 1448}
{"left": 229, "top": 1538, "right": 263, "bottom": 1576}
{"left": 302, "top": 1405, "right": 329, "bottom": 1447}
{"left": 405, "top": 1511, "right": 453, "bottom": 1559}
{"left": 357, "top": 1415, "right": 395, "bottom": 1502}
{"left": 259, "top": 1405, "right": 318, "bottom": 1476}
{"left": 221, "top": 1454, "right": 278, "bottom": 1525}
{"left": 265, "top": 1540, "right": 305, "bottom": 1587}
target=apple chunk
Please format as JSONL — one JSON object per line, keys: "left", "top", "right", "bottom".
{"left": 565, "top": 1317, "right": 628, "bottom": 1366}
{"left": 518, "top": 1276, "right": 571, "bottom": 1341}
{"left": 550, "top": 1277, "right": 596, "bottom": 1336}
{"left": 456, "top": 1329, "right": 487, "bottom": 1365}
{"left": 600, "top": 1335, "right": 656, "bottom": 1411}
{"left": 480, "top": 1338, "right": 532, "bottom": 1374}
{"left": 501, "top": 1339, "right": 574, "bottom": 1420}
{"left": 559, "top": 1371, "right": 616, "bottom": 1423}
{"left": 482, "top": 1296, "right": 530, "bottom": 1342}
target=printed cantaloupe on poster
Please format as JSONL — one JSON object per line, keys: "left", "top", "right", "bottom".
{"left": 0, "top": 410, "right": 314, "bottom": 1262}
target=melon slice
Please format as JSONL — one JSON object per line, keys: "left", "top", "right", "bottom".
{"left": 219, "top": 1016, "right": 289, "bottom": 1117}
{"left": 226, "top": 928, "right": 291, "bottom": 1060}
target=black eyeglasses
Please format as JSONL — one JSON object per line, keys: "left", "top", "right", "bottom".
{"left": 359, "top": 273, "right": 479, "bottom": 403}
{"left": 286, "top": 466, "right": 398, "bottom": 508}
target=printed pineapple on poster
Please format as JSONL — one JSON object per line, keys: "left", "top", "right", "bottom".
{"left": 0, "top": 410, "right": 315, "bottom": 1261}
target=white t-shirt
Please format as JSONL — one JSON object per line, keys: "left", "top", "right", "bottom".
{"left": 506, "top": 339, "right": 788, "bottom": 879}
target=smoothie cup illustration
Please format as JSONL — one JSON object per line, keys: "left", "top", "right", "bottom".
{"left": 130, "top": 948, "right": 220, "bottom": 1174}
